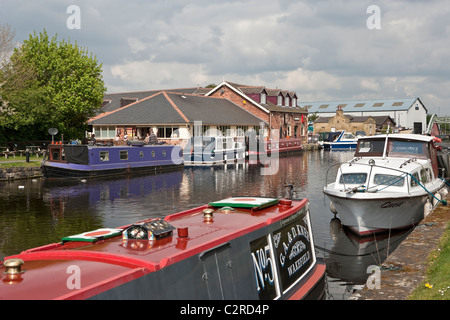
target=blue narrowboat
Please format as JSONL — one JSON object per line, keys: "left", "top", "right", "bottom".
{"left": 42, "top": 143, "right": 183, "bottom": 179}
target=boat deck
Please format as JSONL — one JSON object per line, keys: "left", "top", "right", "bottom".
{"left": 1, "top": 198, "right": 311, "bottom": 300}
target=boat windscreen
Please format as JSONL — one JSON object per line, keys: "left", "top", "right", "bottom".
{"left": 355, "top": 139, "right": 385, "bottom": 156}
{"left": 388, "top": 140, "right": 428, "bottom": 158}
{"left": 64, "top": 145, "right": 89, "bottom": 165}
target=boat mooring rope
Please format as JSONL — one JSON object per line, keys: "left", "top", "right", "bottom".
{"left": 409, "top": 173, "right": 448, "bottom": 206}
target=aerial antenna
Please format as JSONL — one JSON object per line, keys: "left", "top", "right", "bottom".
{"left": 48, "top": 128, "right": 58, "bottom": 143}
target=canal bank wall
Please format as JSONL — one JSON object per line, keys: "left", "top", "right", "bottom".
{"left": 0, "top": 166, "right": 43, "bottom": 181}
{"left": 353, "top": 194, "right": 450, "bottom": 300}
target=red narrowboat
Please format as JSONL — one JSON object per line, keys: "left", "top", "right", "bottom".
{"left": 0, "top": 197, "right": 325, "bottom": 300}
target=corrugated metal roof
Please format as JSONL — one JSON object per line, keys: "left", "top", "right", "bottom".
{"left": 301, "top": 98, "right": 420, "bottom": 113}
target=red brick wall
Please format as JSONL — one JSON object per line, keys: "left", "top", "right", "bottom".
{"left": 209, "top": 85, "right": 269, "bottom": 123}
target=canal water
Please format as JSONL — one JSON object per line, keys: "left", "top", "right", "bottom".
{"left": 0, "top": 150, "right": 412, "bottom": 300}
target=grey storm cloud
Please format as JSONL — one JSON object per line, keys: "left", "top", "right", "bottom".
{"left": 0, "top": 0, "right": 449, "bottom": 114}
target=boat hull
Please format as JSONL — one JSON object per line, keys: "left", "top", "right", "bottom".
{"left": 42, "top": 161, "right": 184, "bottom": 179}
{"left": 42, "top": 144, "right": 183, "bottom": 179}
{"left": 323, "top": 142, "right": 357, "bottom": 151}
{"left": 326, "top": 194, "right": 427, "bottom": 235}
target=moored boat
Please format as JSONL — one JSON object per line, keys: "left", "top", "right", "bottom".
{"left": 323, "top": 131, "right": 358, "bottom": 151}
{"left": 183, "top": 136, "right": 245, "bottom": 165}
{"left": 323, "top": 134, "right": 448, "bottom": 236}
{"left": 41, "top": 143, "right": 183, "bottom": 179}
{"left": 0, "top": 196, "right": 326, "bottom": 300}
{"left": 247, "top": 137, "right": 302, "bottom": 158}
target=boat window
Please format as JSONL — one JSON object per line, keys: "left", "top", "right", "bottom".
{"left": 120, "top": 150, "right": 128, "bottom": 160}
{"left": 410, "top": 172, "right": 420, "bottom": 187}
{"left": 339, "top": 173, "right": 367, "bottom": 184}
{"left": 420, "top": 168, "right": 432, "bottom": 184}
{"left": 343, "top": 133, "right": 355, "bottom": 139}
{"left": 388, "top": 140, "right": 428, "bottom": 158}
{"left": 373, "top": 174, "right": 405, "bottom": 187}
{"left": 99, "top": 151, "right": 109, "bottom": 162}
{"left": 355, "top": 139, "right": 385, "bottom": 156}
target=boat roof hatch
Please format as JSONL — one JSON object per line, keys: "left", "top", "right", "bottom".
{"left": 208, "top": 197, "right": 279, "bottom": 210}
{"left": 62, "top": 228, "right": 123, "bottom": 243}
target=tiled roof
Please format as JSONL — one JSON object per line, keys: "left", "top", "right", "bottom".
{"left": 207, "top": 81, "right": 306, "bottom": 114}
{"left": 89, "top": 91, "right": 266, "bottom": 126}
{"left": 101, "top": 88, "right": 199, "bottom": 114}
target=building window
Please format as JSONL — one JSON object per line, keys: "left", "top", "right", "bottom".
{"left": 285, "top": 96, "right": 290, "bottom": 107}
{"left": 261, "top": 92, "right": 267, "bottom": 104}
{"left": 217, "top": 125, "right": 231, "bottom": 136}
{"left": 96, "top": 126, "right": 116, "bottom": 139}
{"left": 235, "top": 126, "right": 249, "bottom": 136}
{"left": 292, "top": 98, "right": 297, "bottom": 108}
{"left": 156, "top": 126, "right": 180, "bottom": 138}
{"left": 277, "top": 95, "right": 282, "bottom": 106}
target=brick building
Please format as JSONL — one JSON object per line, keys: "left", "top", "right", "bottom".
{"left": 206, "top": 81, "right": 308, "bottom": 141}
{"left": 313, "top": 106, "right": 396, "bottom": 135}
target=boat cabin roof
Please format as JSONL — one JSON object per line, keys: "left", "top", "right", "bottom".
{"left": 0, "top": 197, "right": 308, "bottom": 300}
{"left": 355, "top": 134, "right": 435, "bottom": 159}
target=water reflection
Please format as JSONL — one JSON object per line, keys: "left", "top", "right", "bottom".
{"left": 323, "top": 216, "right": 412, "bottom": 299}
{"left": 0, "top": 151, "right": 412, "bottom": 300}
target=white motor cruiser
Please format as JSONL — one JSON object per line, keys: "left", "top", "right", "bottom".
{"left": 323, "top": 134, "right": 448, "bottom": 236}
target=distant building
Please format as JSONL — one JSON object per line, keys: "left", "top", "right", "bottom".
{"left": 89, "top": 81, "right": 309, "bottom": 145}
{"left": 313, "top": 107, "right": 396, "bottom": 135}
{"left": 206, "top": 81, "right": 308, "bottom": 140}
{"left": 89, "top": 90, "right": 265, "bottom": 145}
{"left": 301, "top": 98, "right": 427, "bottom": 134}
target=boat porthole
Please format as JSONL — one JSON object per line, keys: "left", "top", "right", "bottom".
{"left": 140, "top": 151, "right": 144, "bottom": 158}
{"left": 162, "top": 150, "right": 166, "bottom": 157}
{"left": 152, "top": 150, "right": 155, "bottom": 158}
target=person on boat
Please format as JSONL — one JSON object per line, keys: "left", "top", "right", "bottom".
{"left": 89, "top": 134, "right": 96, "bottom": 145}
{"left": 149, "top": 130, "right": 158, "bottom": 145}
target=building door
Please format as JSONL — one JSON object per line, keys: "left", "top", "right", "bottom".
{"left": 414, "top": 122, "right": 423, "bottom": 134}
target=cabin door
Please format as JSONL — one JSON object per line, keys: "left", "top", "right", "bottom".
{"left": 199, "top": 243, "right": 236, "bottom": 299}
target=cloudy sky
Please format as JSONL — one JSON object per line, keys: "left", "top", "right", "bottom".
{"left": 1, "top": 0, "right": 449, "bottom": 115}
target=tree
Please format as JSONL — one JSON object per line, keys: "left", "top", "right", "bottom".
{"left": 0, "top": 29, "right": 106, "bottom": 141}
{"left": 0, "top": 23, "right": 15, "bottom": 69}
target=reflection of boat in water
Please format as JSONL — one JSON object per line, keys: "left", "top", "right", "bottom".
{"left": 42, "top": 143, "right": 183, "bottom": 179}
{"left": 324, "top": 216, "right": 412, "bottom": 286}
{"left": 324, "top": 134, "right": 448, "bottom": 236}
{"left": 1, "top": 197, "right": 326, "bottom": 300}
{"left": 43, "top": 170, "right": 184, "bottom": 207}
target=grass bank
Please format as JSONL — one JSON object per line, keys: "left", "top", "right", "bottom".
{"left": 408, "top": 220, "right": 450, "bottom": 300}
{"left": 0, "top": 155, "right": 43, "bottom": 168}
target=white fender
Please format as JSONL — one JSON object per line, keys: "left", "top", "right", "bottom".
{"left": 330, "top": 201, "right": 337, "bottom": 214}
{"left": 433, "top": 193, "right": 442, "bottom": 207}
{"left": 424, "top": 199, "right": 432, "bottom": 217}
